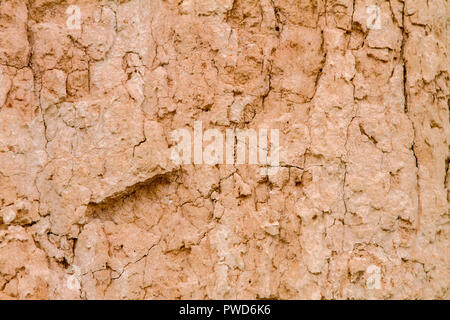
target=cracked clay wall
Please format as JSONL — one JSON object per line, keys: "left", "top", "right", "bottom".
{"left": 0, "top": 0, "right": 448, "bottom": 299}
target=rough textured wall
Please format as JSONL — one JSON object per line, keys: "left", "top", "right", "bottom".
{"left": 0, "top": 0, "right": 448, "bottom": 299}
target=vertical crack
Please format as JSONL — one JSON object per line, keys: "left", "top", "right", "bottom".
{"left": 400, "top": 1, "right": 422, "bottom": 235}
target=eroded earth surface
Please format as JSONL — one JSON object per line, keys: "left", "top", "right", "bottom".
{"left": 0, "top": 0, "right": 448, "bottom": 299}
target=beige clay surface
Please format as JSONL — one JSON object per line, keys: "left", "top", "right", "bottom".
{"left": 0, "top": 0, "right": 448, "bottom": 299}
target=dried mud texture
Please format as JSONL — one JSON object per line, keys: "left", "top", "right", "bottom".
{"left": 0, "top": 0, "right": 448, "bottom": 300}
